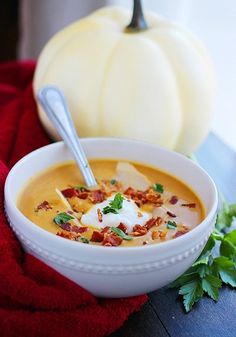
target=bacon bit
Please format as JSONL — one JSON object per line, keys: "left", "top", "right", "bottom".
{"left": 136, "top": 191, "right": 147, "bottom": 201}
{"left": 60, "top": 223, "right": 71, "bottom": 231}
{"left": 156, "top": 217, "right": 163, "bottom": 226}
{"left": 72, "top": 226, "right": 88, "bottom": 234}
{"left": 144, "top": 217, "right": 162, "bottom": 230}
{"left": 124, "top": 187, "right": 136, "bottom": 197}
{"left": 97, "top": 208, "right": 103, "bottom": 222}
{"left": 144, "top": 218, "right": 156, "bottom": 230}
{"left": 36, "top": 200, "right": 52, "bottom": 211}
{"left": 159, "top": 230, "right": 167, "bottom": 239}
{"left": 132, "top": 225, "right": 147, "bottom": 236}
{"left": 89, "top": 190, "right": 105, "bottom": 204}
{"left": 143, "top": 241, "right": 148, "bottom": 245}
{"left": 91, "top": 230, "right": 104, "bottom": 242}
{"left": 60, "top": 222, "right": 88, "bottom": 234}
{"left": 61, "top": 188, "right": 78, "bottom": 198}
{"left": 125, "top": 187, "right": 164, "bottom": 208}
{"left": 169, "top": 195, "right": 178, "bottom": 205}
{"left": 181, "top": 203, "right": 196, "bottom": 208}
{"left": 124, "top": 187, "right": 147, "bottom": 207}
{"left": 77, "top": 191, "right": 89, "bottom": 200}
{"left": 173, "top": 229, "right": 189, "bottom": 238}
{"left": 56, "top": 231, "right": 72, "bottom": 239}
{"left": 101, "top": 226, "right": 110, "bottom": 234}
{"left": 146, "top": 189, "right": 163, "bottom": 205}
{"left": 136, "top": 191, "right": 148, "bottom": 207}
{"left": 135, "top": 200, "right": 142, "bottom": 208}
{"left": 152, "top": 230, "right": 159, "bottom": 240}
{"left": 56, "top": 231, "right": 80, "bottom": 241}
{"left": 117, "top": 222, "right": 128, "bottom": 234}
{"left": 167, "top": 211, "right": 177, "bottom": 218}
{"left": 67, "top": 210, "right": 74, "bottom": 215}
{"left": 102, "top": 233, "right": 122, "bottom": 246}
{"left": 137, "top": 211, "right": 143, "bottom": 217}
{"left": 173, "top": 225, "right": 189, "bottom": 238}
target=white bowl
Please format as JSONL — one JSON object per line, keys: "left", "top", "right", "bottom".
{"left": 4, "top": 138, "right": 218, "bottom": 297}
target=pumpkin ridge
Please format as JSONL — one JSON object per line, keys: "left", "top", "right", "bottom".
{"left": 145, "top": 32, "right": 184, "bottom": 150}
{"left": 100, "top": 35, "right": 182, "bottom": 147}
{"left": 98, "top": 36, "right": 124, "bottom": 136}
{"left": 145, "top": 28, "right": 214, "bottom": 153}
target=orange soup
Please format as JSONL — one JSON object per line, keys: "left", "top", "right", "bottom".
{"left": 18, "top": 160, "right": 204, "bottom": 247}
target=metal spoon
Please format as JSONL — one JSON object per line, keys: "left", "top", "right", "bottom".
{"left": 37, "top": 86, "right": 97, "bottom": 188}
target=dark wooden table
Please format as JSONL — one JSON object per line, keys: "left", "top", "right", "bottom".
{"left": 109, "top": 133, "right": 236, "bottom": 337}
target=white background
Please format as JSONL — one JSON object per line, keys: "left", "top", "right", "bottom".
{"left": 19, "top": 0, "right": 236, "bottom": 151}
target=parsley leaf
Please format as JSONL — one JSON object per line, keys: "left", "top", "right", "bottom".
{"left": 110, "top": 179, "right": 117, "bottom": 185}
{"left": 169, "top": 271, "right": 198, "bottom": 288}
{"left": 170, "top": 198, "right": 236, "bottom": 312}
{"left": 102, "top": 207, "right": 119, "bottom": 214}
{"left": 53, "top": 212, "right": 74, "bottom": 225}
{"left": 152, "top": 183, "right": 164, "bottom": 193}
{"left": 179, "top": 279, "right": 203, "bottom": 312}
{"left": 80, "top": 237, "right": 89, "bottom": 244}
{"left": 192, "top": 236, "right": 215, "bottom": 267}
{"left": 111, "top": 193, "right": 124, "bottom": 209}
{"left": 75, "top": 184, "right": 88, "bottom": 191}
{"left": 169, "top": 156, "right": 236, "bottom": 312}
{"left": 220, "top": 230, "right": 236, "bottom": 257}
{"left": 214, "top": 256, "right": 236, "bottom": 287}
{"left": 201, "top": 274, "right": 221, "bottom": 301}
{"left": 216, "top": 195, "right": 236, "bottom": 231}
{"left": 111, "top": 227, "right": 133, "bottom": 241}
{"left": 102, "top": 193, "right": 124, "bottom": 214}
{"left": 166, "top": 221, "right": 177, "bottom": 229}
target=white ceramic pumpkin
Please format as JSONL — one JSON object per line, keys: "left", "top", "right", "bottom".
{"left": 34, "top": 1, "right": 215, "bottom": 154}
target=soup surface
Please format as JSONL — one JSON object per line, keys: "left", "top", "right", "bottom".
{"left": 18, "top": 160, "right": 204, "bottom": 247}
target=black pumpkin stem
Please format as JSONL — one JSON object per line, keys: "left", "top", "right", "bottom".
{"left": 126, "top": 0, "right": 148, "bottom": 32}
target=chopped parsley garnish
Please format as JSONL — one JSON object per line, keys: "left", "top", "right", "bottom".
{"left": 110, "top": 179, "right": 117, "bottom": 185}
{"left": 53, "top": 212, "right": 74, "bottom": 225}
{"left": 102, "top": 207, "right": 119, "bottom": 214}
{"left": 80, "top": 237, "right": 89, "bottom": 244}
{"left": 166, "top": 221, "right": 177, "bottom": 229}
{"left": 152, "top": 183, "right": 164, "bottom": 193}
{"left": 111, "top": 227, "right": 133, "bottom": 241}
{"left": 75, "top": 184, "right": 88, "bottom": 191}
{"left": 103, "top": 193, "right": 124, "bottom": 214}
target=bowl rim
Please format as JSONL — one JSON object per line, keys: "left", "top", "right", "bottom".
{"left": 4, "top": 137, "right": 218, "bottom": 253}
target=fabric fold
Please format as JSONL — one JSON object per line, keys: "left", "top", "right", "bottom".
{"left": 0, "top": 61, "right": 147, "bottom": 337}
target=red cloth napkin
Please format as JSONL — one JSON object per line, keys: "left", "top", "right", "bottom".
{"left": 0, "top": 61, "right": 147, "bottom": 337}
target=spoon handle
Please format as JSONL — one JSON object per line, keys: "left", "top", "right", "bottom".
{"left": 37, "top": 86, "right": 97, "bottom": 187}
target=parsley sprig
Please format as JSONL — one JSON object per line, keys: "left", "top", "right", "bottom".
{"left": 170, "top": 196, "right": 236, "bottom": 312}
{"left": 103, "top": 193, "right": 124, "bottom": 214}
{"left": 167, "top": 221, "right": 177, "bottom": 229}
{"left": 152, "top": 183, "right": 164, "bottom": 193}
{"left": 53, "top": 212, "right": 74, "bottom": 225}
{"left": 111, "top": 227, "right": 133, "bottom": 241}
{"left": 75, "top": 184, "right": 88, "bottom": 191}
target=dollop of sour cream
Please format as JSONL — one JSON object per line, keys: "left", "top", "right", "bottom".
{"left": 81, "top": 195, "right": 150, "bottom": 232}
